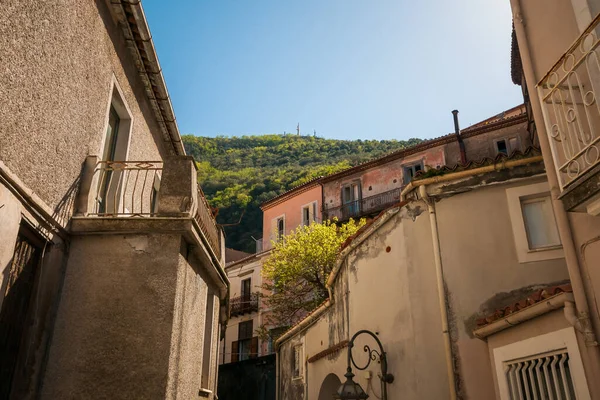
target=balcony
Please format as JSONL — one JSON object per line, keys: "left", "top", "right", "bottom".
{"left": 537, "top": 13, "right": 600, "bottom": 212}
{"left": 75, "top": 156, "right": 221, "bottom": 258}
{"left": 323, "top": 187, "right": 402, "bottom": 221}
{"left": 230, "top": 293, "right": 259, "bottom": 317}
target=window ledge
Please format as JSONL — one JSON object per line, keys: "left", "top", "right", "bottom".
{"left": 526, "top": 245, "right": 563, "bottom": 253}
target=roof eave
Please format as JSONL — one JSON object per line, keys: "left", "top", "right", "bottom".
{"left": 109, "top": 0, "right": 185, "bottom": 156}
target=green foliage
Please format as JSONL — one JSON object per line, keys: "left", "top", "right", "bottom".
{"left": 183, "top": 134, "right": 422, "bottom": 252}
{"left": 261, "top": 218, "right": 366, "bottom": 327}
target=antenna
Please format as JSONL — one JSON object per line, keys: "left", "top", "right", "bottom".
{"left": 297, "top": 123, "right": 300, "bottom": 136}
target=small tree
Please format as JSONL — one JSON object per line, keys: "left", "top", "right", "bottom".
{"left": 260, "top": 218, "right": 366, "bottom": 329}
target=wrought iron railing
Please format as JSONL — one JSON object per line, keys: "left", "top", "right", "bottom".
{"left": 230, "top": 293, "right": 259, "bottom": 316}
{"left": 194, "top": 185, "right": 221, "bottom": 258}
{"left": 323, "top": 187, "right": 402, "bottom": 221}
{"left": 91, "top": 160, "right": 162, "bottom": 216}
{"left": 537, "top": 13, "right": 600, "bottom": 190}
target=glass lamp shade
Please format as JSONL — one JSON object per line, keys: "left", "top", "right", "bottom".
{"left": 335, "top": 369, "right": 369, "bottom": 400}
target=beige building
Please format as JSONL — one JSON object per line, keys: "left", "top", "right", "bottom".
{"left": 275, "top": 148, "right": 584, "bottom": 399}
{"left": 0, "top": 1, "right": 227, "bottom": 399}
{"left": 508, "top": 0, "right": 600, "bottom": 397}
{"left": 221, "top": 251, "right": 272, "bottom": 364}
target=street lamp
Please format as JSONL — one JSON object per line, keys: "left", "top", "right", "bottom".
{"left": 335, "top": 330, "right": 394, "bottom": 400}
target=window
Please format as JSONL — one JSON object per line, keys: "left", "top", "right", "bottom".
{"left": 277, "top": 217, "right": 285, "bottom": 240}
{"left": 241, "top": 278, "right": 251, "bottom": 301}
{"left": 496, "top": 139, "right": 508, "bottom": 155}
{"left": 301, "top": 202, "right": 317, "bottom": 226}
{"left": 236, "top": 320, "right": 255, "bottom": 361}
{"left": 506, "top": 182, "right": 564, "bottom": 263}
{"left": 95, "top": 78, "right": 133, "bottom": 214}
{"left": 495, "top": 137, "right": 520, "bottom": 156}
{"left": 270, "top": 215, "right": 286, "bottom": 243}
{"left": 521, "top": 196, "right": 561, "bottom": 250}
{"left": 403, "top": 162, "right": 423, "bottom": 185}
{"left": 97, "top": 106, "right": 120, "bottom": 213}
{"left": 493, "top": 328, "right": 590, "bottom": 399}
{"left": 293, "top": 344, "right": 303, "bottom": 379}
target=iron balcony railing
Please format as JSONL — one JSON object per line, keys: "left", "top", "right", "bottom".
{"left": 195, "top": 185, "right": 221, "bottom": 257}
{"left": 323, "top": 187, "right": 402, "bottom": 221}
{"left": 230, "top": 293, "right": 259, "bottom": 317}
{"left": 537, "top": 13, "right": 600, "bottom": 190}
{"left": 91, "top": 160, "right": 163, "bottom": 216}
{"left": 89, "top": 159, "right": 221, "bottom": 257}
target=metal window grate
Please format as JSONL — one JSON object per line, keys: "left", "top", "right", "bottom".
{"left": 505, "top": 350, "right": 576, "bottom": 400}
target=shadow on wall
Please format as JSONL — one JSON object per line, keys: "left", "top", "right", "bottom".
{"left": 53, "top": 175, "right": 80, "bottom": 227}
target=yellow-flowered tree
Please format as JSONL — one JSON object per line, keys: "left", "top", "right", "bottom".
{"left": 260, "top": 218, "right": 366, "bottom": 332}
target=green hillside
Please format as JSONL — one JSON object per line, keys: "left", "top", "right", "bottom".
{"left": 182, "top": 134, "right": 423, "bottom": 252}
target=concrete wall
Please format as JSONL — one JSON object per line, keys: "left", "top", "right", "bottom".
{"left": 279, "top": 207, "right": 451, "bottom": 400}
{"left": 262, "top": 185, "right": 322, "bottom": 249}
{"left": 166, "top": 251, "right": 210, "bottom": 399}
{"left": 435, "top": 176, "right": 570, "bottom": 399}
{"left": 512, "top": 2, "right": 600, "bottom": 393}
{"left": 0, "top": 0, "right": 166, "bottom": 216}
{"left": 40, "top": 230, "right": 222, "bottom": 400}
{"left": 41, "top": 233, "right": 181, "bottom": 399}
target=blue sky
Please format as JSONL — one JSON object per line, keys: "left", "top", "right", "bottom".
{"left": 143, "top": 0, "right": 521, "bottom": 141}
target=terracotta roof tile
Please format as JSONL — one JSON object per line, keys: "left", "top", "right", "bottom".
{"left": 476, "top": 284, "right": 573, "bottom": 328}
{"left": 413, "top": 146, "right": 542, "bottom": 180}
{"left": 511, "top": 24, "right": 523, "bottom": 85}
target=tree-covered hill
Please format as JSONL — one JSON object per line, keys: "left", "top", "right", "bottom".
{"left": 182, "top": 134, "right": 423, "bottom": 252}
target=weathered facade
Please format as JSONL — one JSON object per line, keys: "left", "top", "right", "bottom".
{"left": 275, "top": 151, "right": 585, "bottom": 399}
{"left": 321, "top": 105, "right": 532, "bottom": 222}
{"left": 0, "top": 1, "right": 227, "bottom": 399}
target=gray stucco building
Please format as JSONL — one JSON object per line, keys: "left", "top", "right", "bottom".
{"left": 0, "top": 1, "right": 228, "bottom": 399}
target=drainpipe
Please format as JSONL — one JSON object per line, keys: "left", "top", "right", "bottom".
{"left": 511, "top": 0, "right": 599, "bottom": 348}
{"left": 419, "top": 185, "right": 458, "bottom": 400}
{"left": 452, "top": 110, "right": 467, "bottom": 165}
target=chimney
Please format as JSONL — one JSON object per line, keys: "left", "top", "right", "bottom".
{"left": 452, "top": 110, "right": 467, "bottom": 165}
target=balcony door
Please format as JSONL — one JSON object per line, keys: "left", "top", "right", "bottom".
{"left": 97, "top": 106, "right": 120, "bottom": 213}
{"left": 95, "top": 81, "right": 133, "bottom": 215}
{"left": 342, "top": 182, "right": 361, "bottom": 218}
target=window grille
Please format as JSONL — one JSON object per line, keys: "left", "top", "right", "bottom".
{"left": 504, "top": 350, "right": 576, "bottom": 400}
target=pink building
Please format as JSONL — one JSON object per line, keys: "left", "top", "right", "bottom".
{"left": 259, "top": 178, "right": 323, "bottom": 251}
